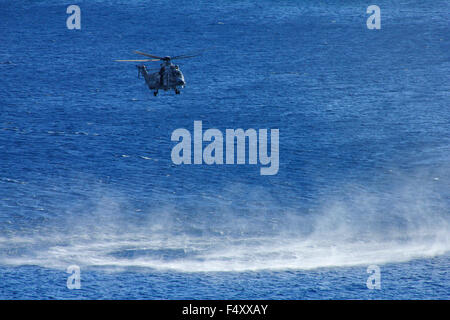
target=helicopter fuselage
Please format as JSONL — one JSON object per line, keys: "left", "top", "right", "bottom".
{"left": 116, "top": 50, "right": 202, "bottom": 96}
{"left": 137, "top": 62, "right": 185, "bottom": 95}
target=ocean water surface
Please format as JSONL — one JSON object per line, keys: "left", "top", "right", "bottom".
{"left": 0, "top": 0, "right": 449, "bottom": 299}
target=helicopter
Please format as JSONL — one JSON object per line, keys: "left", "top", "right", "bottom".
{"left": 115, "top": 50, "right": 201, "bottom": 96}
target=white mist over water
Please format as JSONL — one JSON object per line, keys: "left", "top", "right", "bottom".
{"left": 0, "top": 170, "right": 449, "bottom": 272}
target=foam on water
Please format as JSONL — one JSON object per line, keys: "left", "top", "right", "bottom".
{"left": 0, "top": 170, "right": 448, "bottom": 272}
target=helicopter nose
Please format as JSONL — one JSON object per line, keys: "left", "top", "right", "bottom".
{"left": 177, "top": 79, "right": 185, "bottom": 86}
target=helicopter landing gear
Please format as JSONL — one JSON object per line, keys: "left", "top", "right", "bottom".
{"left": 153, "top": 90, "right": 158, "bottom": 96}
{"left": 175, "top": 89, "right": 180, "bottom": 94}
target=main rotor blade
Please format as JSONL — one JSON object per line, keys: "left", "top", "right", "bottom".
{"left": 171, "top": 47, "right": 213, "bottom": 60}
{"left": 115, "top": 59, "right": 161, "bottom": 62}
{"left": 171, "top": 54, "right": 201, "bottom": 60}
{"left": 134, "top": 50, "right": 165, "bottom": 59}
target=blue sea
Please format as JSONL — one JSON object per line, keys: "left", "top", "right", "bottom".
{"left": 0, "top": 0, "right": 449, "bottom": 299}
